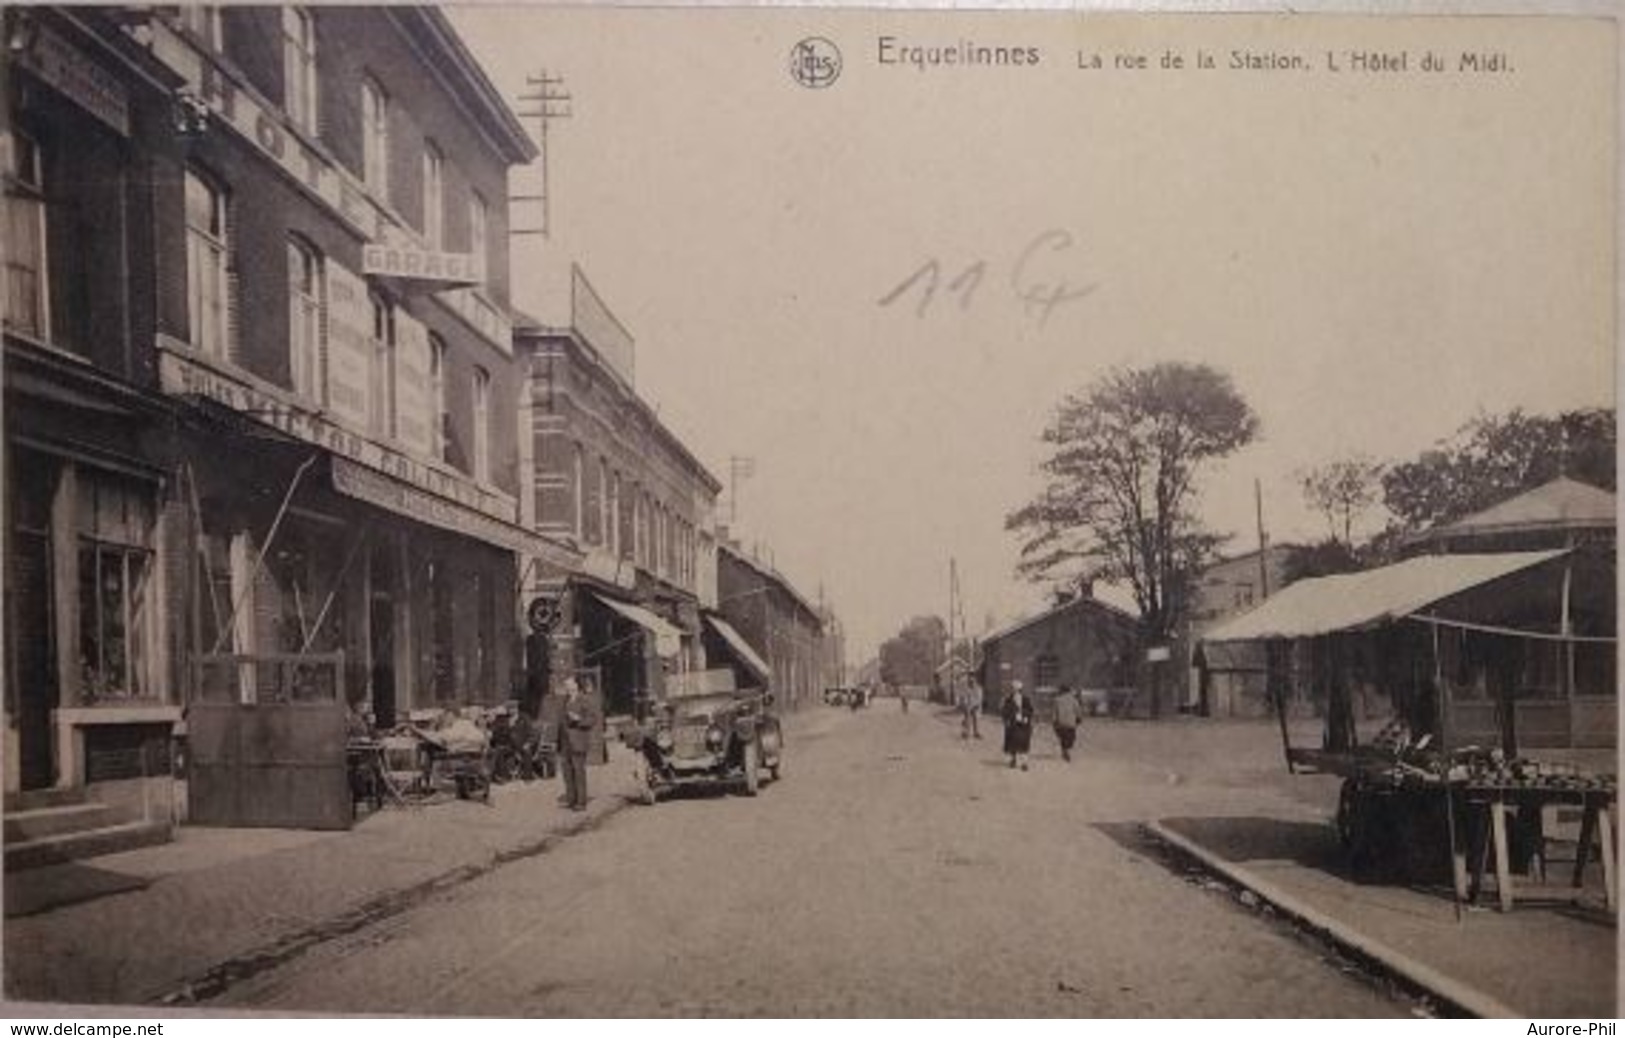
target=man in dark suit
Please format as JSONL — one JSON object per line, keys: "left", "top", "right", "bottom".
{"left": 557, "top": 678, "right": 600, "bottom": 811}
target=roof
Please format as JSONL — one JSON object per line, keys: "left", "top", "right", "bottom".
{"left": 982, "top": 593, "right": 1141, "bottom": 646}
{"left": 1202, "top": 550, "right": 1567, "bottom": 643}
{"left": 717, "top": 543, "right": 823, "bottom": 624}
{"left": 1418, "top": 477, "right": 1615, "bottom": 543}
{"left": 398, "top": 9, "right": 538, "bottom": 165}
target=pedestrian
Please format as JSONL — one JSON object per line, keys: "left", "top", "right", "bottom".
{"left": 958, "top": 676, "right": 984, "bottom": 740}
{"left": 1052, "top": 683, "right": 1083, "bottom": 762}
{"left": 556, "top": 677, "right": 600, "bottom": 811}
{"left": 900, "top": 686, "right": 910, "bottom": 713}
{"left": 1001, "top": 681, "right": 1034, "bottom": 770}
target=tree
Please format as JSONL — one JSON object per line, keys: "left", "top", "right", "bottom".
{"left": 1298, "top": 455, "right": 1384, "bottom": 545}
{"left": 1381, "top": 408, "right": 1616, "bottom": 531}
{"left": 878, "top": 615, "right": 946, "bottom": 687}
{"left": 1006, "top": 362, "right": 1260, "bottom": 644}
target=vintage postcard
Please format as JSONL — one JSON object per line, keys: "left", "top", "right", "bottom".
{"left": 1, "top": 1, "right": 1617, "bottom": 1021}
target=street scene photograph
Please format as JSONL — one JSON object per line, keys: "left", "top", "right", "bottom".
{"left": 0, "top": 3, "right": 1617, "bottom": 1020}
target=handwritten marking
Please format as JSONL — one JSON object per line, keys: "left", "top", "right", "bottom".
{"left": 878, "top": 228, "right": 1096, "bottom": 326}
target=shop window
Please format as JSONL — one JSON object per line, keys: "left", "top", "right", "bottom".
{"left": 75, "top": 473, "right": 156, "bottom": 701}
{"left": 360, "top": 77, "right": 390, "bottom": 197}
{"left": 428, "top": 334, "right": 448, "bottom": 461}
{"left": 428, "top": 559, "right": 455, "bottom": 702}
{"left": 287, "top": 237, "right": 323, "bottom": 399}
{"left": 4, "top": 130, "right": 48, "bottom": 339}
{"left": 421, "top": 141, "right": 444, "bottom": 248}
{"left": 472, "top": 366, "right": 491, "bottom": 483}
{"left": 281, "top": 7, "right": 318, "bottom": 136}
{"left": 185, "top": 168, "right": 230, "bottom": 358}
{"left": 369, "top": 291, "right": 397, "bottom": 439}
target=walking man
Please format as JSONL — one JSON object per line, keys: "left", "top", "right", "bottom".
{"left": 959, "top": 675, "right": 984, "bottom": 740}
{"left": 1052, "top": 683, "right": 1083, "bottom": 762}
{"left": 557, "top": 678, "right": 599, "bottom": 811}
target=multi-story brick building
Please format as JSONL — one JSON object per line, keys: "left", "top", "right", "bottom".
{"left": 515, "top": 269, "right": 724, "bottom": 720}
{"left": 4, "top": 5, "right": 565, "bottom": 833}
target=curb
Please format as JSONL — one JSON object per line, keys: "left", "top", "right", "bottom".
{"left": 152, "top": 791, "right": 635, "bottom": 1007}
{"left": 1144, "top": 820, "right": 1523, "bottom": 1019}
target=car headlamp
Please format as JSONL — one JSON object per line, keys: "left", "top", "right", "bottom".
{"left": 654, "top": 728, "right": 675, "bottom": 752}
{"left": 705, "top": 725, "right": 726, "bottom": 750}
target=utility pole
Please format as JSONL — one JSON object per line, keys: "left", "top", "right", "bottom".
{"left": 728, "top": 455, "right": 755, "bottom": 525}
{"left": 1255, "top": 477, "right": 1270, "bottom": 599}
{"left": 511, "top": 69, "right": 572, "bottom": 238}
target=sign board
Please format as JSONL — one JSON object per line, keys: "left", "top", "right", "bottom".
{"left": 1146, "top": 646, "right": 1172, "bottom": 663}
{"left": 393, "top": 310, "right": 432, "bottom": 456}
{"left": 364, "top": 244, "right": 483, "bottom": 287}
{"left": 323, "top": 261, "right": 372, "bottom": 429}
{"left": 572, "top": 266, "right": 635, "bottom": 384}
{"left": 158, "top": 347, "right": 516, "bottom": 525}
{"left": 15, "top": 20, "right": 130, "bottom": 137}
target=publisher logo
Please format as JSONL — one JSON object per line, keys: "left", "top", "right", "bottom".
{"left": 790, "top": 37, "right": 842, "bottom": 88}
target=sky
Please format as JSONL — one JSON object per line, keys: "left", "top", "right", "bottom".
{"left": 447, "top": 8, "right": 1615, "bottom": 663}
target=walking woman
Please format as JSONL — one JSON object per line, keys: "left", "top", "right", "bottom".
{"left": 1001, "top": 680, "right": 1035, "bottom": 771}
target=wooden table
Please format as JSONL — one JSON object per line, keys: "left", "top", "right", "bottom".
{"left": 1451, "top": 785, "right": 1616, "bottom": 913}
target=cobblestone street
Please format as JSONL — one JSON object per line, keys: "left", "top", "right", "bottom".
{"left": 205, "top": 707, "right": 1405, "bottom": 1016}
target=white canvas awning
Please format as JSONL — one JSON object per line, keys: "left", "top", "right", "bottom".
{"left": 592, "top": 593, "right": 682, "bottom": 657}
{"left": 704, "top": 615, "right": 771, "bottom": 684}
{"left": 1201, "top": 550, "right": 1567, "bottom": 644}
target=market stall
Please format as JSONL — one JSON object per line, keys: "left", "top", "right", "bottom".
{"left": 1198, "top": 549, "right": 1617, "bottom": 913}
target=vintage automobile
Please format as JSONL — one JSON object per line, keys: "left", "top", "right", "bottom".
{"left": 624, "top": 671, "right": 783, "bottom": 802}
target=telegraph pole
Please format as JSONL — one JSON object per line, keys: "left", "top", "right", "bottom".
{"left": 1255, "top": 477, "right": 1270, "bottom": 598}
{"left": 947, "top": 557, "right": 960, "bottom": 706}
{"left": 511, "top": 69, "right": 572, "bottom": 238}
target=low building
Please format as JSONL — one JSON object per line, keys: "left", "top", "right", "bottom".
{"left": 1181, "top": 544, "right": 1299, "bottom": 717}
{"left": 978, "top": 592, "right": 1141, "bottom": 719}
{"left": 713, "top": 542, "right": 833, "bottom": 711}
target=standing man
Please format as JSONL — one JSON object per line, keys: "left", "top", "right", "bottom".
{"left": 557, "top": 678, "right": 600, "bottom": 811}
{"left": 959, "top": 675, "right": 984, "bottom": 740}
{"left": 1052, "top": 683, "right": 1083, "bottom": 762}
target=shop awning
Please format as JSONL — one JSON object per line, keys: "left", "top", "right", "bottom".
{"left": 1202, "top": 549, "right": 1567, "bottom": 644}
{"left": 592, "top": 593, "right": 682, "bottom": 658}
{"left": 704, "top": 615, "right": 771, "bottom": 684}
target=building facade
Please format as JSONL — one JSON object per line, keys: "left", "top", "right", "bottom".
{"left": 978, "top": 593, "right": 1141, "bottom": 719}
{"left": 1181, "top": 544, "right": 1299, "bottom": 717}
{"left": 515, "top": 271, "right": 724, "bottom": 720}
{"left": 4, "top": 5, "right": 557, "bottom": 831}
{"left": 713, "top": 542, "right": 834, "bottom": 712}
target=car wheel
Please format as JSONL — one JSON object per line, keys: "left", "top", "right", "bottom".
{"left": 741, "top": 738, "right": 760, "bottom": 796}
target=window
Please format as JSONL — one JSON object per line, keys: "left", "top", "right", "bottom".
{"left": 178, "top": 6, "right": 222, "bottom": 48}
{"left": 4, "top": 131, "right": 48, "bottom": 339}
{"left": 572, "top": 444, "right": 585, "bottom": 540}
{"left": 428, "top": 334, "right": 448, "bottom": 460}
{"left": 471, "top": 367, "right": 491, "bottom": 483}
{"left": 369, "top": 291, "right": 396, "bottom": 438}
{"left": 468, "top": 191, "right": 488, "bottom": 271}
{"left": 360, "top": 78, "right": 389, "bottom": 196}
{"left": 185, "top": 169, "right": 229, "bottom": 357}
{"left": 421, "top": 142, "right": 444, "bottom": 248}
{"left": 610, "top": 472, "right": 622, "bottom": 559}
{"left": 287, "top": 238, "right": 322, "bottom": 398}
{"left": 281, "top": 8, "right": 318, "bottom": 134}
{"left": 76, "top": 472, "right": 156, "bottom": 701}
{"left": 596, "top": 459, "right": 613, "bottom": 548}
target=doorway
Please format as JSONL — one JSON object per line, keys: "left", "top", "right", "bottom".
{"left": 369, "top": 544, "right": 396, "bottom": 729}
{"left": 9, "top": 450, "right": 59, "bottom": 790}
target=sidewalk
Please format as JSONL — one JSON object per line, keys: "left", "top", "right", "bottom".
{"left": 4, "top": 742, "right": 649, "bottom": 1008}
{"left": 1122, "top": 720, "right": 1618, "bottom": 1019}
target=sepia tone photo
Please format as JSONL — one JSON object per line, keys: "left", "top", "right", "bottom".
{"left": 0, "top": 2, "right": 1617, "bottom": 1019}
